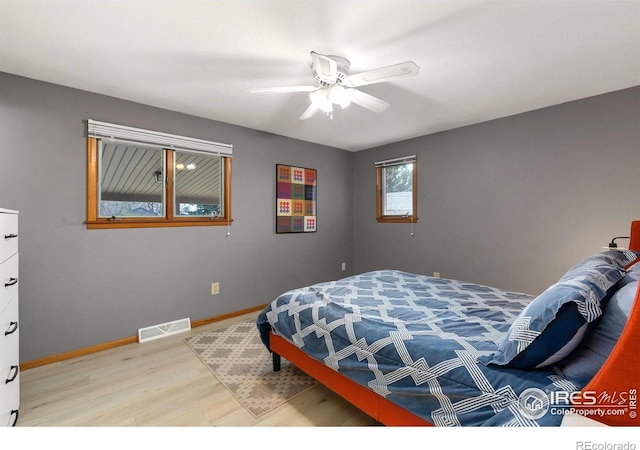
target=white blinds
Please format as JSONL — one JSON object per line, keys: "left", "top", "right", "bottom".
{"left": 374, "top": 155, "right": 416, "bottom": 167}
{"left": 87, "top": 119, "right": 233, "bottom": 156}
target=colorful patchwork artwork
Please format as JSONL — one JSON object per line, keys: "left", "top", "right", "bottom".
{"left": 276, "top": 217, "right": 291, "bottom": 233}
{"left": 292, "top": 184, "right": 305, "bottom": 200}
{"left": 277, "top": 165, "right": 291, "bottom": 182}
{"left": 291, "top": 167, "right": 305, "bottom": 184}
{"left": 304, "top": 216, "right": 316, "bottom": 232}
{"left": 305, "top": 169, "right": 316, "bottom": 185}
{"left": 277, "top": 182, "right": 292, "bottom": 199}
{"left": 305, "top": 200, "right": 315, "bottom": 216}
{"left": 277, "top": 199, "right": 291, "bottom": 216}
{"left": 276, "top": 164, "right": 317, "bottom": 233}
{"left": 292, "top": 200, "right": 305, "bottom": 216}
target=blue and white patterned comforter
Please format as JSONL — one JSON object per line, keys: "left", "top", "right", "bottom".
{"left": 257, "top": 270, "right": 583, "bottom": 426}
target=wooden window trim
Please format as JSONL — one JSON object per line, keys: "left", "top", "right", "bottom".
{"left": 375, "top": 160, "right": 418, "bottom": 223}
{"left": 85, "top": 137, "right": 232, "bottom": 229}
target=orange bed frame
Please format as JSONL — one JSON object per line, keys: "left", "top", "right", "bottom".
{"left": 270, "top": 221, "right": 640, "bottom": 426}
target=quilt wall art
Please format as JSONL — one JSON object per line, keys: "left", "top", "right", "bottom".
{"left": 276, "top": 164, "right": 317, "bottom": 233}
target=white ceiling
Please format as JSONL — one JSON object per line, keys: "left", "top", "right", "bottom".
{"left": 1, "top": 0, "right": 639, "bottom": 152}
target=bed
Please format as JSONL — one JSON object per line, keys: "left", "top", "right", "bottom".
{"left": 257, "top": 221, "right": 640, "bottom": 426}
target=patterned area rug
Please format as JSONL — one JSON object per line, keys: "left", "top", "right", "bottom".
{"left": 185, "top": 320, "right": 318, "bottom": 418}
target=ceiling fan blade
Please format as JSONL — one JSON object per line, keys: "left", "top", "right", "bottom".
{"left": 344, "top": 61, "right": 419, "bottom": 87}
{"left": 348, "top": 89, "right": 390, "bottom": 113}
{"left": 311, "top": 51, "right": 338, "bottom": 84}
{"left": 247, "top": 86, "right": 317, "bottom": 94}
{"left": 300, "top": 103, "right": 319, "bottom": 120}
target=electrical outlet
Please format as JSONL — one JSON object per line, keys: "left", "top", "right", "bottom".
{"left": 341, "top": 262, "right": 347, "bottom": 271}
{"left": 211, "top": 282, "right": 220, "bottom": 295}
{"left": 433, "top": 272, "right": 440, "bottom": 278}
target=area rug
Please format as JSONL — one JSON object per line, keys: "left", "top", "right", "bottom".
{"left": 185, "top": 320, "right": 318, "bottom": 418}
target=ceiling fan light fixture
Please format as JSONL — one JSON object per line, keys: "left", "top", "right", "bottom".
{"left": 310, "top": 89, "right": 333, "bottom": 113}
{"left": 327, "top": 85, "right": 352, "bottom": 109}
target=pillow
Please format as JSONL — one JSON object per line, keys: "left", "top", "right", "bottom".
{"left": 599, "top": 249, "right": 640, "bottom": 269}
{"left": 560, "top": 280, "right": 638, "bottom": 385}
{"left": 480, "top": 250, "right": 639, "bottom": 369}
{"left": 618, "top": 258, "right": 640, "bottom": 288}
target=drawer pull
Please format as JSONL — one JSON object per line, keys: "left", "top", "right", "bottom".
{"left": 5, "top": 321, "right": 18, "bottom": 336}
{"left": 5, "top": 365, "right": 18, "bottom": 384}
{"left": 4, "top": 277, "right": 18, "bottom": 287}
{"left": 4, "top": 233, "right": 18, "bottom": 239}
{"left": 10, "top": 409, "right": 18, "bottom": 427}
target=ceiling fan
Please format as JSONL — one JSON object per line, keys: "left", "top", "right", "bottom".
{"left": 248, "top": 51, "right": 420, "bottom": 120}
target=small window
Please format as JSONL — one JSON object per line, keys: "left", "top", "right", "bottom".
{"left": 86, "top": 120, "right": 232, "bottom": 229}
{"left": 375, "top": 155, "right": 417, "bottom": 223}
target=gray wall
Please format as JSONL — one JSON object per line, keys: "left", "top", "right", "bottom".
{"left": 2, "top": 70, "right": 639, "bottom": 363}
{"left": 353, "top": 86, "right": 640, "bottom": 295}
{"left": 0, "top": 72, "right": 354, "bottom": 363}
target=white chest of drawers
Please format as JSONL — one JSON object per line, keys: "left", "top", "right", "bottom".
{"left": 0, "top": 208, "right": 19, "bottom": 427}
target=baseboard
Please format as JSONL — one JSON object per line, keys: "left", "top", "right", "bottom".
{"left": 20, "top": 304, "right": 268, "bottom": 371}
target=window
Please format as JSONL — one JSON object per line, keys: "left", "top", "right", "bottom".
{"left": 375, "top": 155, "right": 417, "bottom": 223}
{"left": 86, "top": 120, "right": 232, "bottom": 229}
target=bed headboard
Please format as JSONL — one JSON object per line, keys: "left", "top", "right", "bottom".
{"left": 629, "top": 220, "right": 640, "bottom": 252}
{"left": 580, "top": 220, "right": 640, "bottom": 426}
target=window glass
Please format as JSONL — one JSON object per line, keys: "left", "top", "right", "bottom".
{"left": 174, "top": 150, "right": 224, "bottom": 217}
{"left": 99, "top": 141, "right": 164, "bottom": 217}
{"left": 382, "top": 162, "right": 413, "bottom": 216}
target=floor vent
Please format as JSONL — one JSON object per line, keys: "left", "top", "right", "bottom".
{"left": 138, "top": 318, "right": 191, "bottom": 343}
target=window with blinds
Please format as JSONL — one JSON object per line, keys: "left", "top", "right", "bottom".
{"left": 85, "top": 120, "right": 232, "bottom": 229}
{"left": 375, "top": 155, "right": 417, "bottom": 223}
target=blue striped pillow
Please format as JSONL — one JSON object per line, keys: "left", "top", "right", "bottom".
{"left": 481, "top": 250, "right": 640, "bottom": 369}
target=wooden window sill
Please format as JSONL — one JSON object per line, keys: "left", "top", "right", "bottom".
{"left": 376, "top": 217, "right": 419, "bottom": 224}
{"left": 85, "top": 219, "right": 232, "bottom": 229}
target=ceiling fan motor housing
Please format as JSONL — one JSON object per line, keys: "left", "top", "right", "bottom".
{"left": 312, "top": 55, "right": 350, "bottom": 86}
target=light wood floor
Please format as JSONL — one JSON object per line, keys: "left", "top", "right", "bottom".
{"left": 16, "top": 311, "right": 379, "bottom": 427}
